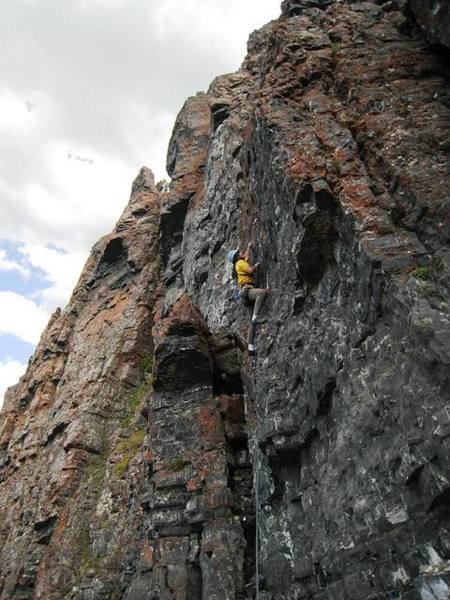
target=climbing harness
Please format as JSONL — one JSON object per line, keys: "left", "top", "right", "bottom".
{"left": 240, "top": 285, "right": 252, "bottom": 302}
{"left": 232, "top": 285, "right": 252, "bottom": 303}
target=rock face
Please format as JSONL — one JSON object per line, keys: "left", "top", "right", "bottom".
{"left": 410, "top": 0, "right": 450, "bottom": 50}
{"left": 1, "top": 1, "right": 450, "bottom": 599}
{"left": 0, "top": 168, "right": 161, "bottom": 599}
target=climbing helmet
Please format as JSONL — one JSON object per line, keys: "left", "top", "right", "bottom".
{"left": 227, "top": 249, "right": 239, "bottom": 264}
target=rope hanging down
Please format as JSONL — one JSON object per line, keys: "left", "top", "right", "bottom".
{"left": 255, "top": 441, "right": 260, "bottom": 600}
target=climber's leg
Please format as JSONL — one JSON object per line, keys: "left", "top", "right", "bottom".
{"left": 247, "top": 288, "right": 268, "bottom": 323}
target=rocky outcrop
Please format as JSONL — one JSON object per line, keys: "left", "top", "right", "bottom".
{"left": 1, "top": 1, "right": 450, "bottom": 599}
{"left": 124, "top": 295, "right": 252, "bottom": 599}
{"left": 0, "top": 167, "right": 161, "bottom": 599}
{"left": 155, "top": 3, "right": 450, "bottom": 598}
{"left": 410, "top": 0, "right": 450, "bottom": 50}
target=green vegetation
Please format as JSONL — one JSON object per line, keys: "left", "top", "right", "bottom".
{"left": 113, "top": 429, "right": 146, "bottom": 476}
{"left": 80, "top": 539, "right": 101, "bottom": 574}
{"left": 74, "top": 354, "right": 155, "bottom": 587}
{"left": 113, "top": 354, "right": 153, "bottom": 475}
{"left": 331, "top": 43, "right": 341, "bottom": 58}
{"left": 85, "top": 455, "right": 107, "bottom": 493}
{"left": 79, "top": 456, "right": 108, "bottom": 576}
{"left": 141, "top": 353, "right": 153, "bottom": 377}
{"left": 411, "top": 266, "right": 431, "bottom": 281}
{"left": 156, "top": 179, "right": 170, "bottom": 193}
{"left": 84, "top": 428, "right": 109, "bottom": 492}
{"left": 120, "top": 354, "right": 154, "bottom": 427}
{"left": 120, "top": 382, "right": 146, "bottom": 427}
{"left": 168, "top": 457, "right": 188, "bottom": 473}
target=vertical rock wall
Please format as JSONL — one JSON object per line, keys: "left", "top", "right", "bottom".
{"left": 157, "top": 0, "right": 450, "bottom": 597}
{"left": 0, "top": 169, "right": 161, "bottom": 599}
{"left": 1, "top": 1, "right": 450, "bottom": 599}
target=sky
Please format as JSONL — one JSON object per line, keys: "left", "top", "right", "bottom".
{"left": 0, "top": 0, "right": 281, "bottom": 406}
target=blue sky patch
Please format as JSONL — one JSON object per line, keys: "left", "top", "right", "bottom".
{"left": 0, "top": 333, "right": 34, "bottom": 364}
{"left": 0, "top": 239, "right": 51, "bottom": 297}
{"left": 0, "top": 268, "right": 48, "bottom": 297}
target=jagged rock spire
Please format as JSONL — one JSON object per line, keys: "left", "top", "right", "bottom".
{"left": 131, "top": 166, "right": 157, "bottom": 196}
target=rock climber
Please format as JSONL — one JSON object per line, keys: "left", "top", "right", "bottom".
{"left": 227, "top": 242, "right": 268, "bottom": 354}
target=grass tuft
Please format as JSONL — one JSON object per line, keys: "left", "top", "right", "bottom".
{"left": 331, "top": 43, "right": 341, "bottom": 58}
{"left": 113, "top": 429, "right": 146, "bottom": 476}
{"left": 168, "top": 457, "right": 188, "bottom": 473}
{"left": 411, "top": 266, "right": 431, "bottom": 281}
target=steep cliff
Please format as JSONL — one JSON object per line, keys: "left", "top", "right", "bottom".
{"left": 0, "top": 169, "right": 161, "bottom": 599}
{"left": 1, "top": 1, "right": 450, "bottom": 599}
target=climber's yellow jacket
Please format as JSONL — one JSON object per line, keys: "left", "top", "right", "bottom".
{"left": 235, "top": 259, "right": 254, "bottom": 287}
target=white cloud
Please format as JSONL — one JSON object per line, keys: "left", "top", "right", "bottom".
{"left": 0, "top": 358, "right": 26, "bottom": 408}
{"left": 40, "top": 142, "right": 135, "bottom": 230}
{"left": 0, "top": 291, "right": 50, "bottom": 345}
{"left": 0, "top": 143, "right": 137, "bottom": 254}
{"left": 79, "top": 0, "right": 129, "bottom": 9}
{"left": 0, "top": 250, "right": 30, "bottom": 278}
{"left": 154, "top": 0, "right": 277, "bottom": 47}
{"left": 0, "top": 89, "right": 36, "bottom": 132}
{"left": 19, "top": 243, "right": 86, "bottom": 311}
{"left": 119, "top": 107, "right": 174, "bottom": 184}
{"left": 0, "top": 0, "right": 281, "bottom": 363}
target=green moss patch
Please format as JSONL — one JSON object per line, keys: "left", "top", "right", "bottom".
{"left": 168, "top": 457, "right": 189, "bottom": 473}
{"left": 331, "top": 42, "right": 341, "bottom": 58}
{"left": 113, "top": 429, "right": 146, "bottom": 476}
{"left": 411, "top": 266, "right": 431, "bottom": 281}
{"left": 141, "top": 354, "right": 154, "bottom": 376}
{"left": 120, "top": 354, "right": 154, "bottom": 427}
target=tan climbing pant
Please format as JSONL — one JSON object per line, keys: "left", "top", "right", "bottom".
{"left": 244, "top": 287, "right": 268, "bottom": 346}
{"left": 246, "top": 287, "right": 268, "bottom": 317}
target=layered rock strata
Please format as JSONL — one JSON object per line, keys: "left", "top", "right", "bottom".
{"left": 0, "top": 168, "right": 161, "bottom": 599}
{"left": 1, "top": 1, "right": 450, "bottom": 598}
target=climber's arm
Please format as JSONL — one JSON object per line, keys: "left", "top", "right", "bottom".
{"left": 241, "top": 243, "right": 261, "bottom": 272}
{"left": 243, "top": 242, "right": 252, "bottom": 262}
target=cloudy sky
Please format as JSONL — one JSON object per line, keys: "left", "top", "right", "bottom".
{"left": 0, "top": 0, "right": 281, "bottom": 405}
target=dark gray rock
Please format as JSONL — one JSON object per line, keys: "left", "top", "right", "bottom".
{"left": 281, "top": 0, "right": 333, "bottom": 17}
{"left": 410, "top": 0, "right": 450, "bottom": 50}
{"left": 1, "top": 2, "right": 450, "bottom": 599}
{"left": 168, "top": 2, "right": 450, "bottom": 597}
